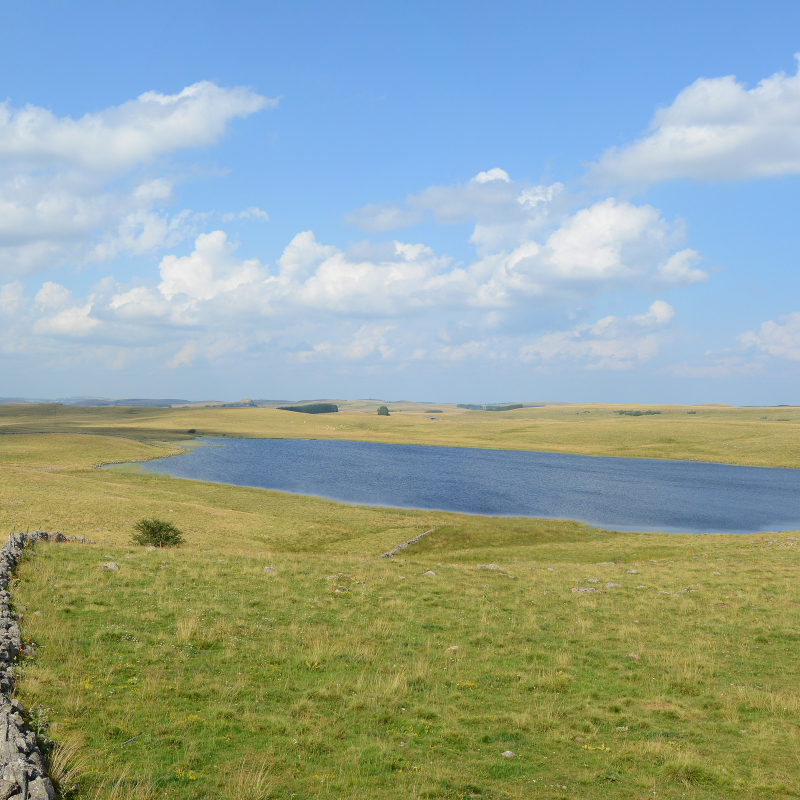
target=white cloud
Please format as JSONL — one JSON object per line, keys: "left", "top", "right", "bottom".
{"left": 519, "top": 301, "right": 675, "bottom": 369}
{"left": 158, "top": 231, "right": 265, "bottom": 302}
{"left": 35, "top": 281, "right": 73, "bottom": 308}
{"left": 0, "top": 81, "right": 272, "bottom": 175}
{"left": 344, "top": 170, "right": 565, "bottom": 246}
{"left": 0, "top": 281, "right": 23, "bottom": 313}
{"left": 165, "top": 340, "right": 197, "bottom": 368}
{"left": 739, "top": 311, "right": 800, "bottom": 360}
{"left": 33, "top": 301, "right": 98, "bottom": 336}
{"left": 472, "top": 168, "right": 510, "bottom": 183}
{"left": 589, "top": 55, "right": 800, "bottom": 185}
{"left": 0, "top": 82, "right": 273, "bottom": 277}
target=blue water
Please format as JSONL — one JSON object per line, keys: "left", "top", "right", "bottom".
{"left": 128, "top": 438, "right": 800, "bottom": 534}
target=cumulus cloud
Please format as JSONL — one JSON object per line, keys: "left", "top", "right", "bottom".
{"left": 0, "top": 81, "right": 272, "bottom": 175}
{"left": 589, "top": 55, "right": 800, "bottom": 185}
{"left": 0, "top": 82, "right": 273, "bottom": 277}
{"left": 158, "top": 231, "right": 265, "bottom": 302}
{"left": 472, "top": 168, "right": 510, "bottom": 183}
{"left": 344, "top": 168, "right": 567, "bottom": 247}
{"left": 739, "top": 311, "right": 800, "bottom": 360}
{"left": 0, "top": 156, "right": 713, "bottom": 377}
{"left": 519, "top": 301, "right": 675, "bottom": 369}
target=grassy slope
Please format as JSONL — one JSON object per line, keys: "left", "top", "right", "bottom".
{"left": 1, "top": 407, "right": 799, "bottom": 798}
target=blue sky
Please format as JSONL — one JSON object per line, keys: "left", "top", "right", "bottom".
{"left": 2, "top": 1, "right": 800, "bottom": 404}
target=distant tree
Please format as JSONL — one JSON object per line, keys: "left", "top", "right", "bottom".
{"left": 131, "top": 518, "right": 185, "bottom": 548}
{"left": 377, "top": 405, "right": 390, "bottom": 416}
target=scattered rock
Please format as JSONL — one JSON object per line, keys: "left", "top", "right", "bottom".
{"left": 596, "top": 561, "right": 615, "bottom": 566}
{"left": 423, "top": 570, "right": 436, "bottom": 577}
{"left": 326, "top": 573, "right": 344, "bottom": 580}
{"left": 547, "top": 567, "right": 555, "bottom": 571}
{"left": 333, "top": 588, "right": 347, "bottom": 595}
{"left": 628, "top": 653, "right": 639, "bottom": 660}
{"left": 675, "top": 588, "right": 696, "bottom": 594}
{"left": 626, "top": 569, "right": 638, "bottom": 574}
{"left": 586, "top": 578, "right": 599, "bottom": 583}
{"left": 501, "top": 750, "right": 515, "bottom": 758}
{"left": 478, "top": 563, "right": 501, "bottom": 570}
{"left": 571, "top": 587, "right": 598, "bottom": 593}
{"left": 33, "top": 611, "right": 42, "bottom": 617}
{"left": 159, "top": 564, "right": 167, "bottom": 569}
{"left": 606, "top": 582, "right": 622, "bottom": 588}
{"left": 616, "top": 725, "right": 629, "bottom": 731}
{"left": 101, "top": 562, "right": 120, "bottom": 571}
{"left": 263, "top": 566, "right": 276, "bottom": 574}
{"left": 636, "top": 585, "right": 647, "bottom": 589}
{"left": 445, "top": 645, "right": 459, "bottom": 654}
{"left": 146, "top": 546, "right": 158, "bottom": 552}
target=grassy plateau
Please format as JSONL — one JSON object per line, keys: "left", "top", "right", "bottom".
{"left": 0, "top": 402, "right": 798, "bottom": 799}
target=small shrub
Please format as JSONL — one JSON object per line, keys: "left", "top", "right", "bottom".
{"left": 377, "top": 406, "right": 390, "bottom": 416}
{"left": 131, "top": 518, "right": 185, "bottom": 548}
{"left": 187, "top": 428, "right": 197, "bottom": 433}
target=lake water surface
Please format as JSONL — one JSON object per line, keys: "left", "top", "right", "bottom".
{"left": 125, "top": 438, "right": 800, "bottom": 534}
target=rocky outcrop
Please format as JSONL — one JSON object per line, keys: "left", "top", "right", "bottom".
{"left": 0, "top": 530, "right": 59, "bottom": 800}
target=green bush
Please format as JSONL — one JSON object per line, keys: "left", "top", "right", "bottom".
{"left": 131, "top": 518, "right": 185, "bottom": 547}
{"left": 377, "top": 405, "right": 390, "bottom": 416}
{"left": 187, "top": 428, "right": 197, "bottom": 433}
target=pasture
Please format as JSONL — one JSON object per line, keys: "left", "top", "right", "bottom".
{"left": 0, "top": 403, "right": 798, "bottom": 798}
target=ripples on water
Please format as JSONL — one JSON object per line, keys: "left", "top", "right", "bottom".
{"left": 130, "top": 438, "right": 800, "bottom": 534}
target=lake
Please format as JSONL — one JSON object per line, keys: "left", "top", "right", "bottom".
{"left": 125, "top": 438, "right": 800, "bottom": 534}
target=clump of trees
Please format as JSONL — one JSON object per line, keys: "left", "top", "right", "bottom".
{"left": 131, "top": 518, "right": 185, "bottom": 547}
{"left": 615, "top": 410, "right": 662, "bottom": 417}
{"left": 377, "top": 406, "right": 390, "bottom": 416}
{"left": 277, "top": 404, "right": 339, "bottom": 414}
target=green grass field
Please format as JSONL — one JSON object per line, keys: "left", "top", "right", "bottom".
{"left": 1, "top": 403, "right": 799, "bottom": 798}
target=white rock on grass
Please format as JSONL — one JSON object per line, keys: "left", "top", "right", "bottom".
{"left": 571, "top": 587, "right": 598, "bottom": 593}
{"left": 263, "top": 566, "right": 276, "bottom": 574}
{"left": 501, "top": 750, "right": 515, "bottom": 758}
{"left": 606, "top": 582, "right": 622, "bottom": 588}
{"left": 423, "top": 570, "right": 436, "bottom": 577}
{"left": 101, "top": 562, "right": 119, "bottom": 571}
{"left": 445, "top": 645, "right": 459, "bottom": 654}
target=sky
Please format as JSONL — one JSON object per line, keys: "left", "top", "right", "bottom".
{"left": 1, "top": 1, "right": 800, "bottom": 404}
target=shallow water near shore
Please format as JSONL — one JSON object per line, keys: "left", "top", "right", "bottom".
{"left": 115, "top": 437, "right": 800, "bottom": 534}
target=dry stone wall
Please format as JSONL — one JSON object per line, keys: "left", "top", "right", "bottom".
{"left": 0, "top": 530, "right": 63, "bottom": 800}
